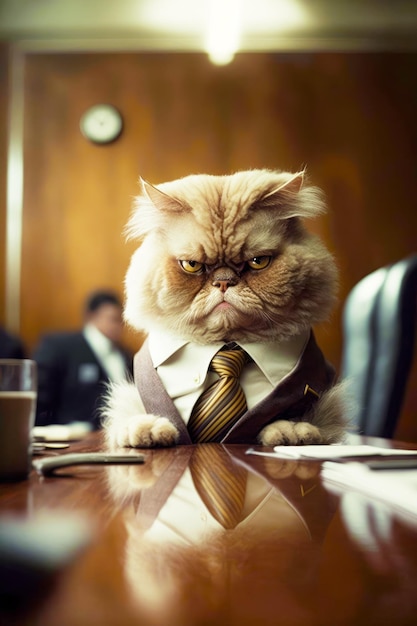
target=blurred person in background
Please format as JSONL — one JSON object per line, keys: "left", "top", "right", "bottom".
{"left": 33, "top": 290, "right": 133, "bottom": 429}
{"left": 0, "top": 327, "right": 27, "bottom": 358}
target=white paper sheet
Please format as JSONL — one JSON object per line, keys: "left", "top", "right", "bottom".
{"left": 321, "top": 461, "right": 417, "bottom": 518}
{"left": 245, "top": 444, "right": 417, "bottom": 460}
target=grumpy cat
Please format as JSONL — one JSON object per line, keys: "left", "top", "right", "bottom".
{"left": 102, "top": 169, "right": 346, "bottom": 448}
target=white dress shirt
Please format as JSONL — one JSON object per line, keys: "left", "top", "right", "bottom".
{"left": 147, "top": 329, "right": 310, "bottom": 423}
{"left": 83, "top": 323, "right": 127, "bottom": 383}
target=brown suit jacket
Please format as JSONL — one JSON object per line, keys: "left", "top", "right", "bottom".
{"left": 133, "top": 331, "right": 336, "bottom": 445}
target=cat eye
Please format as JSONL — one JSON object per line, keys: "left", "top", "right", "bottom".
{"left": 179, "top": 260, "right": 204, "bottom": 274}
{"left": 247, "top": 256, "right": 272, "bottom": 270}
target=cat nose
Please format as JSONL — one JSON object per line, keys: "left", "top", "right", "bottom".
{"left": 212, "top": 269, "right": 238, "bottom": 292}
{"left": 213, "top": 280, "right": 231, "bottom": 293}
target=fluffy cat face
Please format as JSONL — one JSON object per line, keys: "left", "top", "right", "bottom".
{"left": 124, "top": 169, "right": 338, "bottom": 344}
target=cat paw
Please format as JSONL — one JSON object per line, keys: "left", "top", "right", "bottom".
{"left": 258, "top": 420, "right": 323, "bottom": 446}
{"left": 113, "top": 414, "right": 180, "bottom": 448}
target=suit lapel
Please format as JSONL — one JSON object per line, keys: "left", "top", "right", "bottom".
{"left": 78, "top": 334, "right": 109, "bottom": 381}
{"left": 222, "top": 332, "right": 335, "bottom": 443}
{"left": 134, "top": 341, "right": 192, "bottom": 444}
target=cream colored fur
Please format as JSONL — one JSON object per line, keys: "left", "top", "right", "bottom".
{"left": 102, "top": 168, "right": 347, "bottom": 449}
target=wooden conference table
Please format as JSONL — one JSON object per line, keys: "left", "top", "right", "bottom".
{"left": 1, "top": 432, "right": 417, "bottom": 626}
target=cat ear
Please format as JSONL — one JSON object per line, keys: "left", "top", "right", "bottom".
{"left": 263, "top": 171, "right": 305, "bottom": 200}
{"left": 140, "top": 177, "right": 188, "bottom": 214}
{"left": 258, "top": 170, "right": 325, "bottom": 219}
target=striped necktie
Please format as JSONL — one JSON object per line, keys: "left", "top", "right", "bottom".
{"left": 190, "top": 444, "right": 247, "bottom": 529}
{"left": 188, "top": 345, "right": 250, "bottom": 443}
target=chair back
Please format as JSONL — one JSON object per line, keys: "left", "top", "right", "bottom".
{"left": 341, "top": 255, "right": 417, "bottom": 437}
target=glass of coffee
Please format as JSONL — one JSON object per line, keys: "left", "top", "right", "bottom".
{"left": 0, "top": 359, "right": 37, "bottom": 481}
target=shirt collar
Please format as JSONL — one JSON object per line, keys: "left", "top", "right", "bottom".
{"left": 148, "top": 329, "right": 310, "bottom": 387}
{"left": 241, "top": 331, "right": 309, "bottom": 385}
{"left": 83, "top": 323, "right": 113, "bottom": 356}
{"left": 148, "top": 333, "right": 190, "bottom": 367}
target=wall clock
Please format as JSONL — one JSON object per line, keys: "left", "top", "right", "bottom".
{"left": 80, "top": 104, "right": 123, "bottom": 144}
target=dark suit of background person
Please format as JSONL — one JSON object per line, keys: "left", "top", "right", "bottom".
{"left": 0, "top": 327, "right": 26, "bottom": 359}
{"left": 33, "top": 291, "right": 133, "bottom": 429}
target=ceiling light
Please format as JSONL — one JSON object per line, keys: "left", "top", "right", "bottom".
{"left": 205, "top": 0, "right": 242, "bottom": 65}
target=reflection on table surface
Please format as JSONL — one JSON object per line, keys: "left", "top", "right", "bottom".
{"left": 1, "top": 432, "right": 417, "bottom": 626}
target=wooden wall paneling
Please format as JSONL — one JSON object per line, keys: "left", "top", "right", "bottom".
{"left": 0, "top": 43, "right": 8, "bottom": 325}
{"left": 19, "top": 51, "right": 417, "bottom": 440}
{"left": 22, "top": 53, "right": 139, "bottom": 352}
